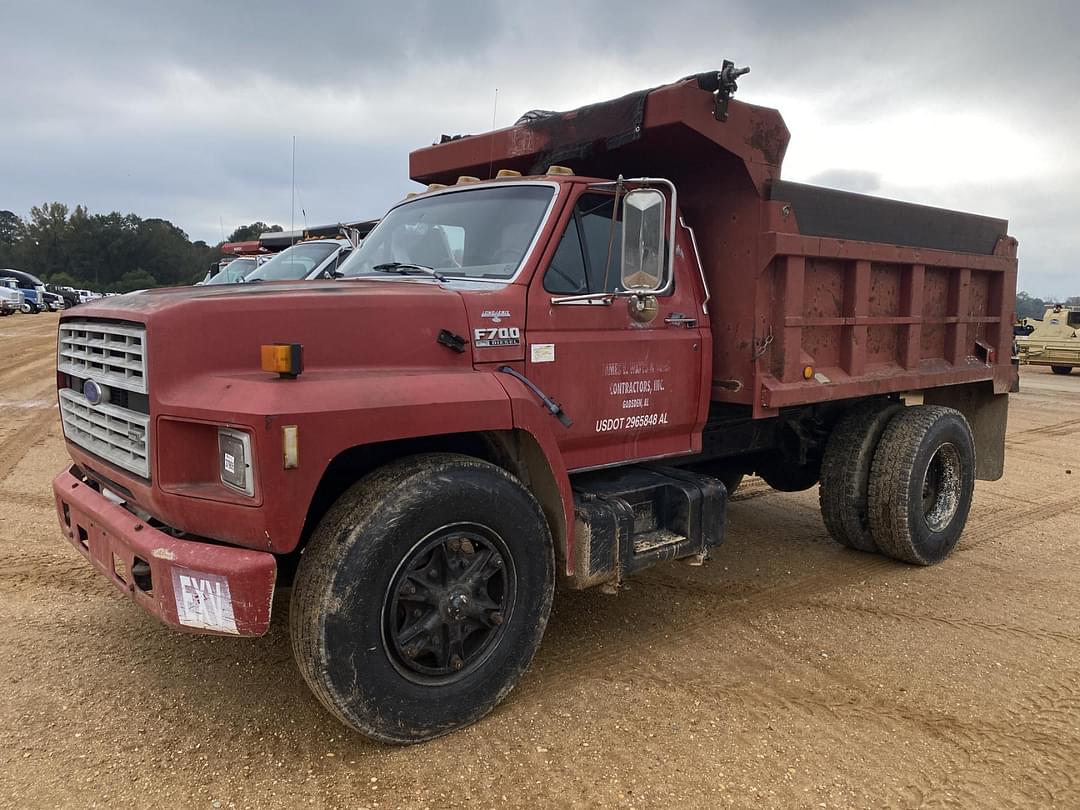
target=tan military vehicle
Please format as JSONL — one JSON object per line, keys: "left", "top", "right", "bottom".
{"left": 1017, "top": 305, "right": 1080, "bottom": 374}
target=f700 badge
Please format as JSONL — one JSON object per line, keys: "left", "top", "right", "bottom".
{"left": 474, "top": 326, "right": 521, "bottom": 348}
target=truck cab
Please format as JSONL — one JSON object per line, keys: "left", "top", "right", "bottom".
{"left": 0, "top": 277, "right": 25, "bottom": 315}
{"left": 51, "top": 68, "right": 1017, "bottom": 744}
{"left": 240, "top": 237, "right": 354, "bottom": 283}
{"left": 201, "top": 255, "right": 271, "bottom": 285}
{"left": 1, "top": 269, "right": 47, "bottom": 313}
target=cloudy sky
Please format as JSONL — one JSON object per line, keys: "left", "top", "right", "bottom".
{"left": 2, "top": 0, "right": 1077, "bottom": 294}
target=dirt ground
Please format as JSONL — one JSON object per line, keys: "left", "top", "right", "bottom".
{"left": 2, "top": 312, "right": 1079, "bottom": 809}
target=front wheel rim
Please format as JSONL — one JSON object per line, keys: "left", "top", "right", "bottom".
{"left": 922, "top": 442, "right": 963, "bottom": 532}
{"left": 382, "top": 522, "right": 516, "bottom": 685}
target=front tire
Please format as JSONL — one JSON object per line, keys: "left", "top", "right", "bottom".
{"left": 868, "top": 406, "right": 975, "bottom": 565}
{"left": 291, "top": 454, "right": 555, "bottom": 743}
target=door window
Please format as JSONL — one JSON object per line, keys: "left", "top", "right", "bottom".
{"left": 543, "top": 194, "right": 623, "bottom": 294}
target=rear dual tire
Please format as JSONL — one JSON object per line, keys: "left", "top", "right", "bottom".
{"left": 868, "top": 406, "right": 975, "bottom": 565}
{"left": 819, "top": 401, "right": 902, "bottom": 553}
{"left": 820, "top": 403, "right": 975, "bottom": 566}
{"left": 1050, "top": 365, "right": 1073, "bottom": 375}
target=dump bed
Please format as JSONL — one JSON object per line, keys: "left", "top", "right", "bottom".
{"left": 411, "top": 72, "right": 1018, "bottom": 417}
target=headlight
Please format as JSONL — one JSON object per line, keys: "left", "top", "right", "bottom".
{"left": 218, "top": 428, "right": 254, "bottom": 496}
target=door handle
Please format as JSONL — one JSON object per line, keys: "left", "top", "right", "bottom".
{"left": 664, "top": 313, "right": 698, "bottom": 328}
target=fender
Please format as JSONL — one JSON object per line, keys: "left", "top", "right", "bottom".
{"left": 87, "top": 369, "right": 516, "bottom": 554}
{"left": 493, "top": 372, "right": 576, "bottom": 576}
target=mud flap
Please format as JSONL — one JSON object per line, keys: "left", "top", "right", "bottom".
{"left": 923, "top": 382, "right": 1008, "bottom": 481}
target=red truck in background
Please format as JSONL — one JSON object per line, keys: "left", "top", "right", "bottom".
{"left": 52, "top": 66, "right": 1018, "bottom": 743}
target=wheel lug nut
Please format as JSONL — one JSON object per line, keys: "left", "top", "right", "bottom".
{"left": 401, "top": 583, "right": 416, "bottom": 596}
{"left": 404, "top": 644, "right": 420, "bottom": 659}
{"left": 492, "top": 556, "right": 503, "bottom": 568}
{"left": 412, "top": 608, "right": 422, "bottom": 618}
{"left": 428, "top": 568, "right": 439, "bottom": 580}
{"left": 490, "top": 611, "right": 503, "bottom": 625}
{"left": 450, "top": 654, "right": 464, "bottom": 671}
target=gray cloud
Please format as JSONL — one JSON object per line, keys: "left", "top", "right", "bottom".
{"left": 1, "top": 0, "right": 1077, "bottom": 292}
{"left": 807, "top": 169, "right": 882, "bottom": 194}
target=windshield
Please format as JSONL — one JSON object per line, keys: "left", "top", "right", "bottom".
{"left": 205, "top": 257, "right": 258, "bottom": 285}
{"left": 341, "top": 185, "right": 554, "bottom": 280}
{"left": 245, "top": 242, "right": 338, "bottom": 281}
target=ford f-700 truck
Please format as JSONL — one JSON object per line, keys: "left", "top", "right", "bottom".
{"left": 52, "top": 68, "right": 1017, "bottom": 743}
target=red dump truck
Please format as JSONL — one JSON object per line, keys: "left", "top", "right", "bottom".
{"left": 52, "top": 67, "right": 1018, "bottom": 743}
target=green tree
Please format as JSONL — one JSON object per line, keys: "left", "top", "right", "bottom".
{"left": 115, "top": 269, "right": 158, "bottom": 293}
{"left": 0, "top": 210, "right": 24, "bottom": 268}
{"left": 1015, "top": 291, "right": 1046, "bottom": 320}
{"left": 48, "top": 271, "right": 80, "bottom": 288}
{"left": 227, "top": 222, "right": 283, "bottom": 242}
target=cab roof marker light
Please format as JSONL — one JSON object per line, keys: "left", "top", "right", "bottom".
{"left": 546, "top": 165, "right": 574, "bottom": 176}
{"left": 495, "top": 169, "right": 522, "bottom": 178}
{"left": 425, "top": 183, "right": 449, "bottom": 193}
{"left": 456, "top": 175, "right": 481, "bottom": 185}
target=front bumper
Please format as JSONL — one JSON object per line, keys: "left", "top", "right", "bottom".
{"left": 52, "top": 467, "right": 277, "bottom": 636}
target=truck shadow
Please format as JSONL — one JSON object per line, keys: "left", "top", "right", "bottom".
{"left": 130, "top": 492, "right": 895, "bottom": 751}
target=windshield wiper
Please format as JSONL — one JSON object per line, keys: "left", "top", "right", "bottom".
{"left": 371, "top": 262, "right": 447, "bottom": 282}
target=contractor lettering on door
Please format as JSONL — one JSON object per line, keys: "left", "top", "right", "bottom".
{"left": 171, "top": 568, "right": 239, "bottom": 634}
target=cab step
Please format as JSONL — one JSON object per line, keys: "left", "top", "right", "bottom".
{"left": 568, "top": 465, "right": 728, "bottom": 589}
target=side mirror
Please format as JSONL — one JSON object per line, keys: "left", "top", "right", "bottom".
{"left": 620, "top": 188, "right": 666, "bottom": 292}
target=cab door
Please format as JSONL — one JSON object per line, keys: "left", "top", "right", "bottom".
{"left": 524, "top": 187, "right": 706, "bottom": 471}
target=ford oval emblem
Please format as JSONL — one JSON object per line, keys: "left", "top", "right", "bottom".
{"left": 83, "top": 379, "right": 104, "bottom": 406}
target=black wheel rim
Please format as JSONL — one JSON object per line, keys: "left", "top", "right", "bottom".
{"left": 922, "top": 442, "right": 962, "bottom": 532}
{"left": 382, "top": 522, "right": 516, "bottom": 684}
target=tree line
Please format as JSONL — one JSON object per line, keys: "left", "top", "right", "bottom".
{"left": 0, "top": 203, "right": 282, "bottom": 292}
{"left": 1015, "top": 292, "right": 1080, "bottom": 320}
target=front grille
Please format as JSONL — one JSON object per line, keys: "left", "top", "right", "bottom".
{"left": 57, "top": 319, "right": 151, "bottom": 479}
{"left": 59, "top": 389, "right": 151, "bottom": 478}
{"left": 58, "top": 320, "right": 147, "bottom": 393}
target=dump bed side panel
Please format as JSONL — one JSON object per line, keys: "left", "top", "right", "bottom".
{"left": 750, "top": 231, "right": 1017, "bottom": 416}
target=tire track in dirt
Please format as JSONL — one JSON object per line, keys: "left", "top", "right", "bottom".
{"left": 744, "top": 622, "right": 1080, "bottom": 809}
{"left": 800, "top": 600, "right": 1080, "bottom": 648}
{"left": 538, "top": 553, "right": 898, "bottom": 681}
{"left": 1006, "top": 416, "right": 1080, "bottom": 443}
{"left": 957, "top": 493, "right": 1080, "bottom": 553}
{"left": 0, "top": 352, "right": 55, "bottom": 390}
{"left": 0, "top": 490, "right": 56, "bottom": 511}
{"left": 0, "top": 386, "right": 61, "bottom": 484}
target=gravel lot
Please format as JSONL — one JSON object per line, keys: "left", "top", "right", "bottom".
{"left": 2, "top": 312, "right": 1079, "bottom": 809}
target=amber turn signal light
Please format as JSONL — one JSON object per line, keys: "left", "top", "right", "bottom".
{"left": 261, "top": 344, "right": 303, "bottom": 379}
{"left": 802, "top": 365, "right": 814, "bottom": 380}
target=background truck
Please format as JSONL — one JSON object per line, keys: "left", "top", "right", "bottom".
{"left": 51, "top": 67, "right": 1017, "bottom": 744}
{"left": 1016, "top": 304, "right": 1080, "bottom": 374}
{"left": 0, "top": 277, "right": 24, "bottom": 315}
{"left": 2, "top": 268, "right": 47, "bottom": 313}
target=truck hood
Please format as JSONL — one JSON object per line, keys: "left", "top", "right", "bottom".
{"left": 61, "top": 280, "right": 484, "bottom": 396}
